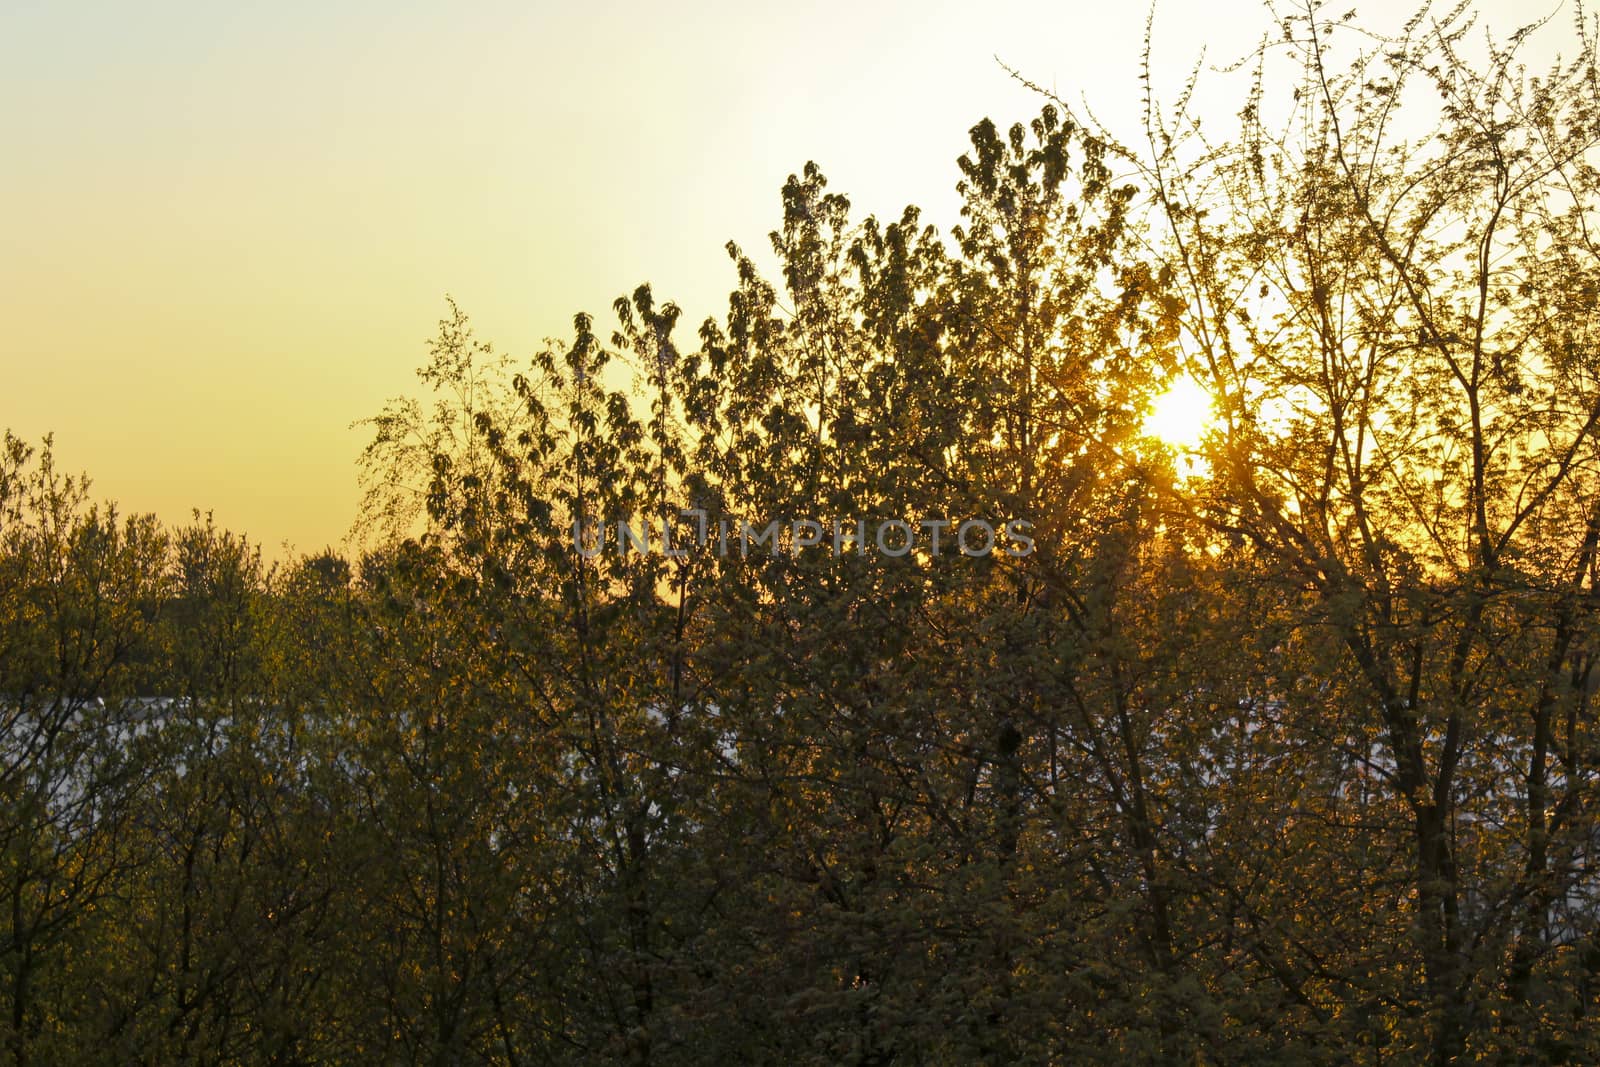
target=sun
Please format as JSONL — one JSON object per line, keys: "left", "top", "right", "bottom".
{"left": 1144, "top": 375, "right": 1214, "bottom": 451}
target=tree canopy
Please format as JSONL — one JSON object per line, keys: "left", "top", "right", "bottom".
{"left": 4, "top": 3, "right": 1600, "bottom": 1063}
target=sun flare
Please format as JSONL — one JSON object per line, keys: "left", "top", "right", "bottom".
{"left": 1144, "top": 376, "right": 1214, "bottom": 451}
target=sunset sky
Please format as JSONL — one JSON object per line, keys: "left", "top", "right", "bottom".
{"left": 0, "top": 0, "right": 1560, "bottom": 557}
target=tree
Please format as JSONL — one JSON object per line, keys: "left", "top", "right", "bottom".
{"left": 0, "top": 434, "right": 166, "bottom": 1065}
{"left": 1107, "top": 1, "right": 1600, "bottom": 1058}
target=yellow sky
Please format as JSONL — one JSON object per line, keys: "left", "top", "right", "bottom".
{"left": 0, "top": 0, "right": 1562, "bottom": 557}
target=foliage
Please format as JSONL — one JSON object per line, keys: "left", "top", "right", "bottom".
{"left": 3, "top": 4, "right": 1600, "bottom": 1063}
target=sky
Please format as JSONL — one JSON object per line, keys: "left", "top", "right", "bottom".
{"left": 0, "top": 0, "right": 1573, "bottom": 558}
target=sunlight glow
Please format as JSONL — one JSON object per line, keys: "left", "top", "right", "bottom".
{"left": 1144, "top": 376, "right": 1214, "bottom": 451}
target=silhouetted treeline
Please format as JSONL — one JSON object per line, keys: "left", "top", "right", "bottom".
{"left": 6, "top": 5, "right": 1600, "bottom": 1063}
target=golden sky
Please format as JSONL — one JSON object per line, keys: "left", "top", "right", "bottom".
{"left": 0, "top": 0, "right": 1558, "bottom": 557}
